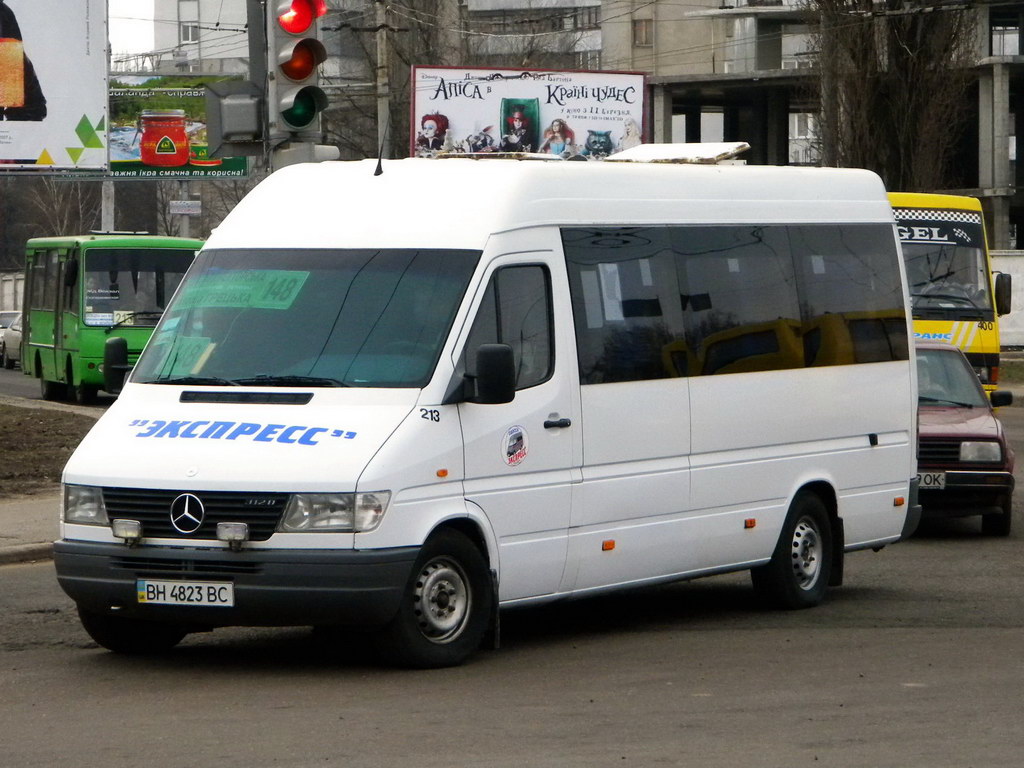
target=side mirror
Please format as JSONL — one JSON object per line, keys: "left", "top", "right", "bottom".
{"left": 990, "top": 390, "right": 1013, "bottom": 408}
{"left": 995, "top": 272, "right": 1012, "bottom": 316}
{"left": 103, "top": 336, "right": 131, "bottom": 395}
{"left": 472, "top": 344, "right": 515, "bottom": 404}
{"left": 63, "top": 258, "right": 79, "bottom": 288}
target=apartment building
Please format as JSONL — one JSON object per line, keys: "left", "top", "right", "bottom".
{"left": 604, "top": 0, "right": 1023, "bottom": 248}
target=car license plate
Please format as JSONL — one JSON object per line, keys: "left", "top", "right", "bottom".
{"left": 917, "top": 472, "right": 946, "bottom": 489}
{"left": 137, "top": 579, "right": 234, "bottom": 607}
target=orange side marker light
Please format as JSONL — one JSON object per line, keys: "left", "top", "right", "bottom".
{"left": 744, "top": 519, "right": 756, "bottom": 529}
{"left": 894, "top": 497, "right": 905, "bottom": 507}
{"left": 436, "top": 468, "right": 449, "bottom": 478}
{"left": 601, "top": 540, "right": 615, "bottom": 551}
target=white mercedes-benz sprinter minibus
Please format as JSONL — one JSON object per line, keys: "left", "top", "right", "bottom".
{"left": 54, "top": 154, "right": 920, "bottom": 667}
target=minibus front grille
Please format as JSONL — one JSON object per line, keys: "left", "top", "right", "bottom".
{"left": 102, "top": 488, "right": 289, "bottom": 541}
{"left": 110, "top": 556, "right": 263, "bottom": 576}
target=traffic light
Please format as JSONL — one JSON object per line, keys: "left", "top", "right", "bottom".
{"left": 267, "top": 0, "right": 329, "bottom": 144}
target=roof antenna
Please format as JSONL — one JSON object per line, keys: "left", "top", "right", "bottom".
{"left": 374, "top": 113, "right": 391, "bottom": 176}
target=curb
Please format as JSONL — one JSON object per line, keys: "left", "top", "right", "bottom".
{"left": 0, "top": 542, "right": 53, "bottom": 566}
{"left": 0, "top": 394, "right": 103, "bottom": 419}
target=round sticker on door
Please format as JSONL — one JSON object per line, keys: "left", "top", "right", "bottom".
{"left": 502, "top": 425, "right": 528, "bottom": 466}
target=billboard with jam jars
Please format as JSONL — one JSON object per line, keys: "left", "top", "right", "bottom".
{"left": 109, "top": 78, "right": 249, "bottom": 179}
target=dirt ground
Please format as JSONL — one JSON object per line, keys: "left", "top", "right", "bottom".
{"left": 0, "top": 404, "right": 97, "bottom": 496}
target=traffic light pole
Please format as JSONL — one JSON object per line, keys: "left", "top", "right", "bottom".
{"left": 248, "top": 0, "right": 268, "bottom": 89}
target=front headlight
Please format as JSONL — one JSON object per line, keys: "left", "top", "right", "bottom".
{"left": 63, "top": 484, "right": 109, "bottom": 525}
{"left": 278, "top": 492, "right": 390, "bottom": 533}
{"left": 960, "top": 441, "right": 1002, "bottom": 463}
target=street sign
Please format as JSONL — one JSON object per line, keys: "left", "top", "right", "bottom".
{"left": 169, "top": 200, "right": 202, "bottom": 216}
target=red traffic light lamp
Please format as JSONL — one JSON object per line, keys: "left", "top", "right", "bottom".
{"left": 277, "top": 0, "right": 328, "bottom": 35}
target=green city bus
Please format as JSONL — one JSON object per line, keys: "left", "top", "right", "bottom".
{"left": 22, "top": 234, "right": 202, "bottom": 403}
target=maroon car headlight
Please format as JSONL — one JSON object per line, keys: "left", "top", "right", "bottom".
{"left": 959, "top": 441, "right": 1002, "bottom": 463}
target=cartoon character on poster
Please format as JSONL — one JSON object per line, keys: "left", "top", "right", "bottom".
{"left": 498, "top": 99, "right": 540, "bottom": 153}
{"left": 539, "top": 118, "right": 576, "bottom": 157}
{"left": 464, "top": 125, "right": 496, "bottom": 153}
{"left": 581, "top": 130, "right": 614, "bottom": 159}
{"left": 416, "top": 112, "right": 449, "bottom": 156}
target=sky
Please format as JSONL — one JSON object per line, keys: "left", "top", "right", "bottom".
{"left": 108, "top": 0, "right": 156, "bottom": 55}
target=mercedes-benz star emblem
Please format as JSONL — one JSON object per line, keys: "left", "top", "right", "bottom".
{"left": 170, "top": 493, "right": 205, "bottom": 534}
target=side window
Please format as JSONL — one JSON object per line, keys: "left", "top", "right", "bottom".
{"left": 675, "top": 225, "right": 801, "bottom": 376}
{"left": 463, "top": 265, "right": 554, "bottom": 390}
{"left": 63, "top": 255, "right": 80, "bottom": 315}
{"left": 565, "top": 223, "right": 907, "bottom": 383}
{"left": 30, "top": 252, "right": 46, "bottom": 309}
{"left": 791, "top": 224, "right": 908, "bottom": 364}
{"left": 563, "top": 227, "right": 681, "bottom": 384}
{"left": 42, "top": 250, "right": 59, "bottom": 311}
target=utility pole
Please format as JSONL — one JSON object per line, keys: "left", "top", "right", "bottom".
{"left": 375, "top": 0, "right": 391, "bottom": 158}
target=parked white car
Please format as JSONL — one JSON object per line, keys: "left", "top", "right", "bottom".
{"left": 0, "top": 310, "right": 17, "bottom": 333}
{"left": 1, "top": 314, "right": 22, "bottom": 369}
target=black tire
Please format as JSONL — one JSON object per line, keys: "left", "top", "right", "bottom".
{"left": 751, "top": 493, "right": 833, "bottom": 610}
{"left": 981, "top": 496, "right": 1012, "bottom": 537}
{"left": 39, "top": 376, "right": 66, "bottom": 401}
{"left": 1, "top": 344, "right": 13, "bottom": 370}
{"left": 78, "top": 607, "right": 188, "bottom": 654}
{"left": 377, "top": 529, "right": 493, "bottom": 668}
{"left": 73, "top": 382, "right": 97, "bottom": 405}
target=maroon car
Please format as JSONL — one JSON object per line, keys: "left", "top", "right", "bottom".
{"left": 916, "top": 341, "right": 1015, "bottom": 535}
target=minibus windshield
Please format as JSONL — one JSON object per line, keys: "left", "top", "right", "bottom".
{"left": 132, "top": 248, "right": 480, "bottom": 388}
{"left": 83, "top": 248, "right": 195, "bottom": 327}
{"left": 902, "top": 243, "right": 992, "bottom": 318}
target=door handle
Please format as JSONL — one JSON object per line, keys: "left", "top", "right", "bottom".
{"left": 544, "top": 418, "right": 572, "bottom": 429}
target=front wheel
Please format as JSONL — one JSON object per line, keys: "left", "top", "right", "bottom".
{"left": 39, "top": 376, "right": 66, "bottom": 401}
{"left": 377, "top": 529, "right": 493, "bottom": 668}
{"left": 1, "top": 344, "right": 13, "bottom": 369}
{"left": 751, "top": 493, "right": 832, "bottom": 609}
{"left": 78, "top": 608, "right": 188, "bottom": 654}
{"left": 73, "top": 383, "right": 97, "bottom": 405}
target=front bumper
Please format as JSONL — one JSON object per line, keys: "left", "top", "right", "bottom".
{"left": 917, "top": 470, "right": 1015, "bottom": 519}
{"left": 54, "top": 540, "right": 419, "bottom": 628}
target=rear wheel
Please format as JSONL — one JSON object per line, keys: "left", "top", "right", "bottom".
{"left": 377, "top": 529, "right": 493, "bottom": 668}
{"left": 1, "top": 343, "right": 13, "bottom": 369}
{"left": 78, "top": 608, "right": 188, "bottom": 654}
{"left": 981, "top": 496, "right": 1012, "bottom": 537}
{"left": 751, "top": 493, "right": 832, "bottom": 609}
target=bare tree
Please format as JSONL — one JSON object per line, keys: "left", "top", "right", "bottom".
{"left": 24, "top": 178, "right": 101, "bottom": 236}
{"left": 810, "top": 0, "right": 977, "bottom": 191}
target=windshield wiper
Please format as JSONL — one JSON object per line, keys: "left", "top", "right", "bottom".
{"left": 911, "top": 293, "right": 984, "bottom": 313}
{"left": 104, "top": 311, "right": 164, "bottom": 333}
{"left": 919, "top": 395, "right": 976, "bottom": 408}
{"left": 155, "top": 376, "right": 241, "bottom": 386}
{"left": 230, "top": 375, "right": 350, "bottom": 387}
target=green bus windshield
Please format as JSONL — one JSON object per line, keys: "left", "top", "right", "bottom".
{"left": 82, "top": 248, "right": 196, "bottom": 327}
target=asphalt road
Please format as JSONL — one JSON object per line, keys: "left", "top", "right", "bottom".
{"left": 0, "top": 364, "right": 115, "bottom": 406}
{"left": 2, "top": 376, "right": 1024, "bottom": 766}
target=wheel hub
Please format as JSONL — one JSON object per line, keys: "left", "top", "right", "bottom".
{"left": 413, "top": 559, "right": 470, "bottom": 643}
{"left": 790, "top": 517, "right": 821, "bottom": 590}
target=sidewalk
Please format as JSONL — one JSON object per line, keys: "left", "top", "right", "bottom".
{"left": 0, "top": 491, "right": 61, "bottom": 565}
{"left": 1, "top": 394, "right": 98, "bottom": 565}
